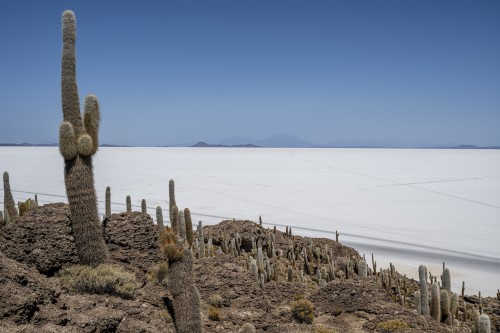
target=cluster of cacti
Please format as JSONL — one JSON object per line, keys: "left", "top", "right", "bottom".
{"left": 58, "top": 10, "right": 108, "bottom": 266}
{"left": 18, "top": 198, "right": 38, "bottom": 216}
{"left": 156, "top": 206, "right": 164, "bottom": 231}
{"left": 159, "top": 228, "right": 202, "bottom": 333}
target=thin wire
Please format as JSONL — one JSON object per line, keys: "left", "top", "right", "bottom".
{"left": 289, "top": 150, "right": 500, "bottom": 209}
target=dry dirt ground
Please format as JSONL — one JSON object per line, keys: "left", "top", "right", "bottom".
{"left": 0, "top": 204, "right": 497, "bottom": 332}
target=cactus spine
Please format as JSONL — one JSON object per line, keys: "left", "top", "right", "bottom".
{"left": 105, "top": 186, "right": 111, "bottom": 218}
{"left": 184, "top": 208, "right": 193, "bottom": 246}
{"left": 141, "top": 199, "right": 147, "bottom": 214}
{"left": 3, "top": 172, "right": 18, "bottom": 219}
{"left": 59, "top": 11, "right": 108, "bottom": 266}
{"left": 430, "top": 282, "right": 440, "bottom": 321}
{"left": 156, "top": 206, "right": 164, "bottom": 231}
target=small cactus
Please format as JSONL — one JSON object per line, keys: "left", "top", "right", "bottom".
{"left": 156, "top": 206, "right": 164, "bottom": 231}
{"left": 105, "top": 186, "right": 111, "bottom": 218}
{"left": 169, "top": 179, "right": 176, "bottom": 216}
{"left": 414, "top": 291, "right": 422, "bottom": 315}
{"left": 430, "top": 282, "right": 441, "bottom": 321}
{"left": 126, "top": 195, "right": 132, "bottom": 212}
{"left": 450, "top": 292, "right": 458, "bottom": 320}
{"left": 358, "top": 259, "right": 367, "bottom": 278}
{"left": 141, "top": 199, "right": 147, "bottom": 214}
{"left": 239, "top": 323, "right": 256, "bottom": 333}
{"left": 419, "top": 265, "right": 429, "bottom": 315}
{"left": 184, "top": 208, "right": 193, "bottom": 246}
{"left": 171, "top": 205, "right": 179, "bottom": 235}
{"left": 441, "top": 289, "right": 451, "bottom": 325}
{"left": 442, "top": 268, "right": 451, "bottom": 294}
{"left": 179, "top": 209, "right": 186, "bottom": 239}
{"left": 3, "top": 172, "right": 18, "bottom": 219}
{"left": 478, "top": 314, "right": 491, "bottom": 333}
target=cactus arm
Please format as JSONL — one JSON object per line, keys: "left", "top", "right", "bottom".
{"left": 61, "top": 10, "right": 84, "bottom": 137}
{"left": 59, "top": 121, "right": 77, "bottom": 160}
{"left": 83, "top": 94, "right": 100, "bottom": 154}
{"left": 77, "top": 134, "right": 94, "bottom": 156}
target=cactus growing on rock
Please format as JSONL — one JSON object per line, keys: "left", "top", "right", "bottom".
{"left": 171, "top": 205, "right": 179, "bottom": 235}
{"left": 442, "top": 268, "right": 451, "bottom": 294}
{"left": 414, "top": 291, "right": 421, "bottom": 315}
{"left": 160, "top": 228, "right": 202, "bottom": 333}
{"left": 358, "top": 259, "right": 367, "bottom": 278}
{"left": 156, "top": 206, "right": 164, "bottom": 231}
{"left": 3, "top": 172, "right": 18, "bottom": 219}
{"left": 478, "top": 314, "right": 491, "bottom": 333}
{"left": 179, "top": 209, "right": 186, "bottom": 239}
{"left": 126, "top": 195, "right": 132, "bottom": 212}
{"left": 58, "top": 11, "right": 108, "bottom": 266}
{"left": 184, "top": 208, "right": 193, "bottom": 246}
{"left": 169, "top": 179, "right": 176, "bottom": 215}
{"left": 441, "top": 289, "right": 452, "bottom": 325}
{"left": 105, "top": 186, "right": 111, "bottom": 218}
{"left": 430, "top": 282, "right": 440, "bottom": 321}
{"left": 418, "top": 265, "right": 429, "bottom": 315}
{"left": 141, "top": 199, "right": 147, "bottom": 214}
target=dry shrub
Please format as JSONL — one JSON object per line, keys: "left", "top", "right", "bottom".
{"left": 58, "top": 264, "right": 140, "bottom": 299}
{"left": 239, "top": 323, "right": 256, "bottom": 333}
{"left": 208, "top": 306, "right": 220, "bottom": 321}
{"left": 313, "top": 327, "right": 338, "bottom": 333}
{"left": 291, "top": 298, "right": 314, "bottom": 324}
{"left": 147, "top": 262, "right": 168, "bottom": 286}
{"left": 159, "top": 227, "right": 183, "bottom": 262}
{"left": 376, "top": 319, "right": 410, "bottom": 332}
{"left": 208, "top": 293, "right": 223, "bottom": 308}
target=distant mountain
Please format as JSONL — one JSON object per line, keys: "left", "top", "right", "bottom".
{"left": 252, "top": 134, "right": 317, "bottom": 148}
{"left": 0, "top": 142, "right": 57, "bottom": 147}
{"left": 191, "top": 141, "right": 259, "bottom": 148}
{"left": 218, "top": 136, "right": 253, "bottom": 146}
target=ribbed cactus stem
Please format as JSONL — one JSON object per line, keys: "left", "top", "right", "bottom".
{"left": 171, "top": 205, "right": 179, "bottom": 235}
{"left": 105, "top": 186, "right": 111, "bottom": 218}
{"left": 450, "top": 292, "right": 458, "bottom": 320}
{"left": 58, "top": 11, "right": 108, "bottom": 266}
{"left": 156, "top": 206, "right": 164, "bottom": 231}
{"left": 442, "top": 268, "right": 451, "bottom": 294}
{"left": 126, "top": 195, "right": 131, "bottom": 212}
{"left": 141, "top": 199, "right": 147, "bottom": 214}
{"left": 415, "top": 291, "right": 422, "bottom": 315}
{"left": 169, "top": 179, "right": 176, "bottom": 215}
{"left": 288, "top": 266, "right": 293, "bottom": 282}
{"left": 478, "top": 314, "right": 491, "bottom": 333}
{"left": 3, "top": 172, "right": 18, "bottom": 219}
{"left": 358, "top": 259, "right": 367, "bottom": 278}
{"left": 184, "top": 208, "right": 193, "bottom": 246}
{"left": 179, "top": 210, "right": 186, "bottom": 239}
{"left": 430, "top": 282, "right": 441, "bottom": 321}
{"left": 419, "top": 265, "right": 429, "bottom": 315}
{"left": 441, "top": 289, "right": 451, "bottom": 325}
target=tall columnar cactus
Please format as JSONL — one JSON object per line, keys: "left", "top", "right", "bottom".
{"left": 105, "top": 186, "right": 111, "bottom": 218}
{"left": 126, "top": 195, "right": 132, "bottom": 212}
{"left": 3, "top": 172, "right": 18, "bottom": 219}
{"left": 141, "top": 199, "right": 147, "bottom": 214}
{"left": 450, "top": 292, "right": 458, "bottom": 320}
{"left": 179, "top": 209, "right": 186, "bottom": 239}
{"left": 430, "top": 282, "right": 441, "bottom": 321}
{"left": 159, "top": 229, "right": 202, "bottom": 333}
{"left": 156, "top": 206, "right": 164, "bottom": 231}
{"left": 184, "top": 208, "right": 193, "bottom": 246}
{"left": 0, "top": 211, "right": 4, "bottom": 226}
{"left": 171, "top": 205, "right": 179, "bottom": 235}
{"left": 58, "top": 11, "right": 108, "bottom": 266}
{"left": 442, "top": 268, "right": 451, "bottom": 294}
{"left": 419, "top": 265, "right": 429, "bottom": 315}
{"left": 169, "top": 179, "right": 176, "bottom": 216}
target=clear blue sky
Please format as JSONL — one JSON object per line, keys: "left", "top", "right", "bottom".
{"left": 0, "top": 0, "right": 499, "bottom": 146}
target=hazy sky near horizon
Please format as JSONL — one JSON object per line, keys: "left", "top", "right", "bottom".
{"left": 0, "top": 0, "right": 499, "bottom": 146}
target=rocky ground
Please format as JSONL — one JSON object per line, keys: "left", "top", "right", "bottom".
{"left": 0, "top": 203, "right": 498, "bottom": 332}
